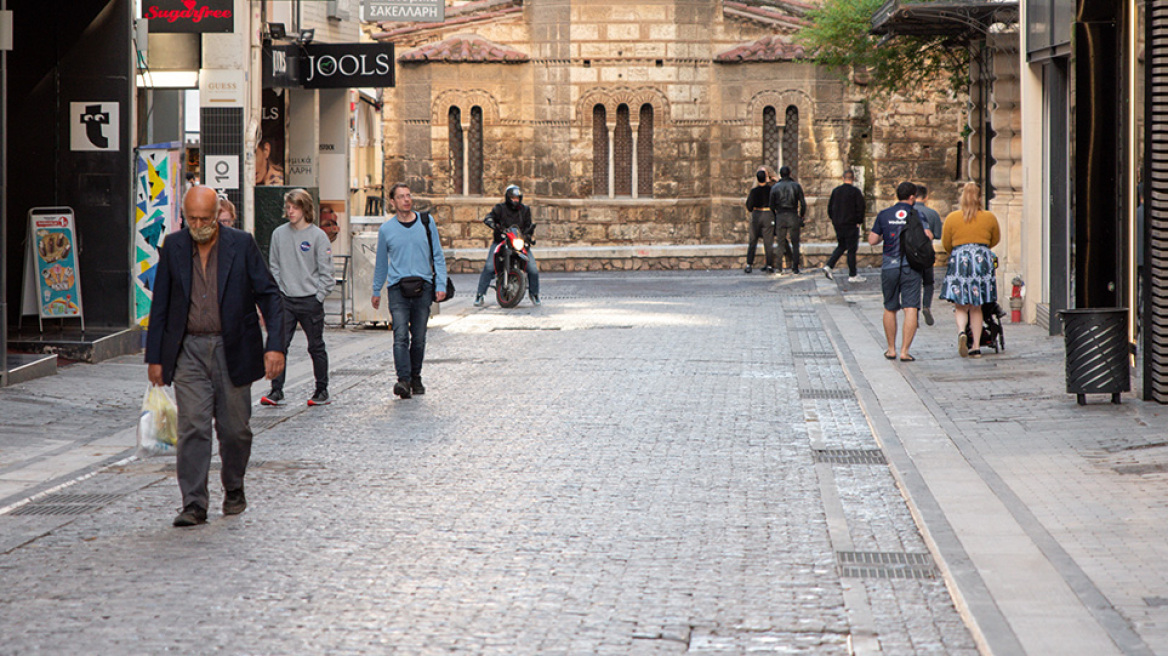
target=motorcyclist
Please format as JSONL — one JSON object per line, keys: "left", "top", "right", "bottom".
{"left": 474, "top": 185, "right": 541, "bottom": 306}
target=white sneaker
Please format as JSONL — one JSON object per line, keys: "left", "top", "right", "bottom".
{"left": 821, "top": 266, "right": 833, "bottom": 280}
{"left": 847, "top": 275, "right": 866, "bottom": 283}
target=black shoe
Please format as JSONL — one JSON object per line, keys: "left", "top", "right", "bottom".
{"left": 744, "top": 266, "right": 753, "bottom": 274}
{"left": 530, "top": 294, "right": 541, "bottom": 306}
{"left": 792, "top": 269, "right": 801, "bottom": 275}
{"left": 474, "top": 295, "right": 485, "bottom": 307}
{"left": 222, "top": 488, "right": 247, "bottom": 516}
{"left": 410, "top": 377, "right": 426, "bottom": 395}
{"left": 922, "top": 307, "right": 935, "bottom": 326}
{"left": 394, "top": 380, "right": 412, "bottom": 399}
{"left": 308, "top": 388, "right": 330, "bottom": 406}
{"left": 763, "top": 266, "right": 775, "bottom": 274}
{"left": 173, "top": 503, "right": 207, "bottom": 527}
{"left": 822, "top": 266, "right": 833, "bottom": 280}
{"left": 260, "top": 389, "right": 284, "bottom": 406}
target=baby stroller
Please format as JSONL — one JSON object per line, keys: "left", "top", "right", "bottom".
{"left": 963, "top": 301, "right": 1006, "bottom": 353}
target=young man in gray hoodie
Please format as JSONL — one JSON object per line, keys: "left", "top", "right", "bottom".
{"left": 262, "top": 189, "right": 336, "bottom": 406}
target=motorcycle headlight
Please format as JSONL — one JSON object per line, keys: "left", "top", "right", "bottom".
{"left": 512, "top": 237, "right": 525, "bottom": 251}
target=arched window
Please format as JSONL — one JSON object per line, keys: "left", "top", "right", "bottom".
{"left": 614, "top": 104, "right": 633, "bottom": 196}
{"left": 763, "top": 106, "right": 779, "bottom": 171}
{"left": 593, "top": 104, "right": 608, "bottom": 196}
{"left": 783, "top": 105, "right": 800, "bottom": 179}
{"left": 637, "top": 103, "right": 653, "bottom": 197}
{"left": 448, "top": 106, "right": 463, "bottom": 194}
{"left": 469, "top": 106, "right": 483, "bottom": 195}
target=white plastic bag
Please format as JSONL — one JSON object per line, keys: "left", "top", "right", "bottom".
{"left": 136, "top": 385, "right": 178, "bottom": 457}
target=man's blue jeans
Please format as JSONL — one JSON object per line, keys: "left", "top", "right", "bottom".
{"left": 475, "top": 247, "right": 540, "bottom": 298}
{"left": 386, "top": 281, "right": 432, "bottom": 382}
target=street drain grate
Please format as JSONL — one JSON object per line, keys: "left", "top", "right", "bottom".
{"left": 813, "top": 449, "right": 887, "bottom": 465}
{"left": 38, "top": 493, "right": 124, "bottom": 504}
{"left": 791, "top": 351, "right": 837, "bottom": 358}
{"left": 800, "top": 388, "right": 854, "bottom": 400}
{"left": 837, "top": 551, "right": 938, "bottom": 580}
{"left": 491, "top": 326, "right": 562, "bottom": 332}
{"left": 331, "top": 368, "right": 381, "bottom": 376}
{"left": 8, "top": 492, "right": 127, "bottom": 517}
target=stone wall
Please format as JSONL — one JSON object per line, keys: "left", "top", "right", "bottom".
{"left": 376, "top": 0, "right": 968, "bottom": 270}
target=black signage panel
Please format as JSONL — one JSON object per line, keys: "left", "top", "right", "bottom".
{"left": 263, "top": 43, "right": 395, "bottom": 89}
{"left": 301, "top": 43, "right": 395, "bottom": 89}
{"left": 143, "top": 0, "right": 234, "bottom": 33}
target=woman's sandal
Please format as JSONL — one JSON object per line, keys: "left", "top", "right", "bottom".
{"left": 968, "top": 348, "right": 982, "bottom": 358}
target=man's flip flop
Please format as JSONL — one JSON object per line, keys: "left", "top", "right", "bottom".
{"left": 884, "top": 352, "right": 897, "bottom": 360}
{"left": 899, "top": 355, "right": 916, "bottom": 362}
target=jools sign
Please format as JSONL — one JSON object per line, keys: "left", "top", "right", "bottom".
{"left": 143, "top": 0, "right": 233, "bottom": 33}
{"left": 264, "top": 43, "right": 395, "bottom": 90}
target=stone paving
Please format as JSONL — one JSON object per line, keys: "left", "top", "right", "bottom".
{"left": 0, "top": 271, "right": 975, "bottom": 655}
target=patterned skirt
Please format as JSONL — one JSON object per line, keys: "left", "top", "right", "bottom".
{"left": 939, "top": 243, "right": 997, "bottom": 306}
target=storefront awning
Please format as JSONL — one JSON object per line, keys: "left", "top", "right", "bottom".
{"left": 871, "top": 0, "right": 1019, "bottom": 40}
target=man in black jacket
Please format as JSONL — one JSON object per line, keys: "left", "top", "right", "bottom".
{"left": 768, "top": 165, "right": 807, "bottom": 274}
{"left": 474, "top": 185, "right": 541, "bottom": 306}
{"left": 823, "top": 170, "right": 867, "bottom": 282}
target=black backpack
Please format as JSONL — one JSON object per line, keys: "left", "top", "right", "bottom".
{"left": 900, "top": 208, "right": 936, "bottom": 272}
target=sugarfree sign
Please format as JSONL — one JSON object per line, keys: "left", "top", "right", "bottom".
{"left": 362, "top": 0, "right": 444, "bottom": 23}
{"left": 143, "top": 0, "right": 233, "bottom": 33}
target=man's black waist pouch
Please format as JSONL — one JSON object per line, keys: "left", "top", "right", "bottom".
{"left": 398, "top": 277, "right": 427, "bottom": 298}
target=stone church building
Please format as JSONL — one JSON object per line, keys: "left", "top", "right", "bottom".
{"left": 369, "top": 0, "right": 966, "bottom": 271}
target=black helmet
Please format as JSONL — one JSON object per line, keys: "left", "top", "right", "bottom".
{"left": 504, "top": 185, "right": 523, "bottom": 203}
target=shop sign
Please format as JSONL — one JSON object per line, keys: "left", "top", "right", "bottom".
{"left": 143, "top": 0, "right": 234, "bottom": 34}
{"left": 70, "top": 102, "right": 119, "bottom": 152}
{"left": 264, "top": 43, "right": 395, "bottom": 90}
{"left": 362, "top": 0, "right": 444, "bottom": 23}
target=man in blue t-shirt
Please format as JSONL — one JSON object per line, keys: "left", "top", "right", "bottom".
{"left": 869, "top": 181, "right": 924, "bottom": 362}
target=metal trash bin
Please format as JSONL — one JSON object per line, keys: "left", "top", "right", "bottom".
{"left": 1059, "top": 308, "right": 1130, "bottom": 405}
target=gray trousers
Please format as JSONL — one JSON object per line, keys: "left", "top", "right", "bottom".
{"left": 174, "top": 334, "right": 253, "bottom": 511}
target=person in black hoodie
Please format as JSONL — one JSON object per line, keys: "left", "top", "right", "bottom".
{"left": 822, "top": 169, "right": 867, "bottom": 282}
{"left": 474, "top": 185, "right": 541, "bottom": 306}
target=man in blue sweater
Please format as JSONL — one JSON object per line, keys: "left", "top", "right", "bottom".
{"left": 371, "top": 183, "right": 448, "bottom": 399}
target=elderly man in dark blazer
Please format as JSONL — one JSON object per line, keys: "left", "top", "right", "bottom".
{"left": 146, "top": 186, "right": 285, "bottom": 527}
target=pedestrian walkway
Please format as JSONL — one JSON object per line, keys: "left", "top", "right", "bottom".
{"left": 828, "top": 273, "right": 1166, "bottom": 655}
{"left": 0, "top": 270, "right": 1165, "bottom": 654}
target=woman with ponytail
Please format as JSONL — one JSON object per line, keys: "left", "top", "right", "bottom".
{"left": 939, "top": 183, "right": 1001, "bottom": 358}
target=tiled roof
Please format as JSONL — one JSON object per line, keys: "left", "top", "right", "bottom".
{"left": 723, "top": 1, "right": 810, "bottom": 29}
{"left": 399, "top": 34, "right": 529, "bottom": 63}
{"left": 715, "top": 35, "right": 806, "bottom": 63}
{"left": 371, "top": 0, "right": 522, "bottom": 41}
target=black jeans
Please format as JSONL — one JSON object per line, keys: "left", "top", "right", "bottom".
{"left": 775, "top": 212, "right": 802, "bottom": 271}
{"left": 826, "top": 223, "right": 860, "bottom": 277}
{"left": 271, "top": 294, "right": 329, "bottom": 393}
{"left": 746, "top": 210, "right": 776, "bottom": 267}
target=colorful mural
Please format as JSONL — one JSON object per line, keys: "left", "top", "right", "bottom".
{"left": 134, "top": 145, "right": 182, "bottom": 327}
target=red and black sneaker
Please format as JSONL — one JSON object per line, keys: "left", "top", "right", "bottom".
{"left": 260, "top": 389, "right": 284, "bottom": 406}
{"left": 307, "top": 388, "right": 330, "bottom": 406}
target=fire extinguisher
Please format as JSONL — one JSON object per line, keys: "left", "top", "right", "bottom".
{"left": 1009, "top": 275, "right": 1024, "bottom": 323}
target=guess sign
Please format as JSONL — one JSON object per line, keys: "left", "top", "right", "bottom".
{"left": 143, "top": 0, "right": 234, "bottom": 33}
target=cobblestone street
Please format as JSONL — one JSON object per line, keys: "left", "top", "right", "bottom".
{"left": 0, "top": 272, "right": 977, "bottom": 654}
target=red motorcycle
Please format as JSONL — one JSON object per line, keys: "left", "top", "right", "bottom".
{"left": 492, "top": 226, "right": 530, "bottom": 308}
